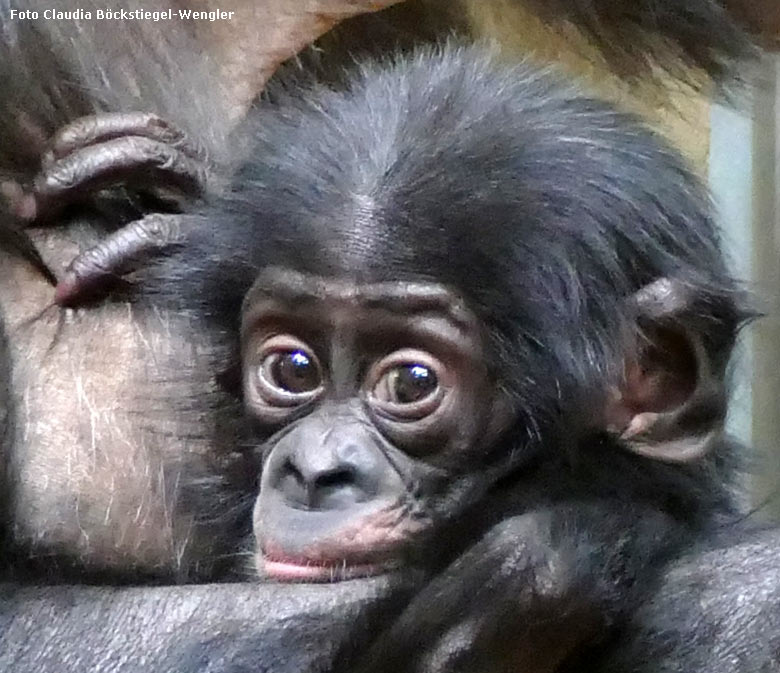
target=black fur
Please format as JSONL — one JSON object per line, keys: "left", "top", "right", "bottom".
{"left": 152, "top": 47, "right": 765, "bottom": 670}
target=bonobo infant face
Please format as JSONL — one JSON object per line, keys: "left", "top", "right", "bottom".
{"left": 246, "top": 268, "right": 512, "bottom": 581}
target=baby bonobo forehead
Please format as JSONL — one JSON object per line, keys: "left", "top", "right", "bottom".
{"left": 242, "top": 267, "right": 480, "bottom": 349}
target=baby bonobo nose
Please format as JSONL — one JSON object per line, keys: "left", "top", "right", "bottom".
{"left": 277, "top": 442, "right": 384, "bottom": 510}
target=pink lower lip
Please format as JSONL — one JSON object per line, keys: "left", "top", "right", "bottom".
{"left": 262, "top": 557, "right": 392, "bottom": 582}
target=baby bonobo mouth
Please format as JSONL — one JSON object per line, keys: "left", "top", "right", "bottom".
{"left": 260, "top": 548, "right": 400, "bottom": 582}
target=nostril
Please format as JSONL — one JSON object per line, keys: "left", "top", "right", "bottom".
{"left": 314, "top": 467, "right": 357, "bottom": 491}
{"left": 278, "top": 457, "right": 306, "bottom": 496}
{"left": 281, "top": 457, "right": 304, "bottom": 483}
{"left": 309, "top": 466, "right": 370, "bottom": 510}
{"left": 277, "top": 458, "right": 364, "bottom": 510}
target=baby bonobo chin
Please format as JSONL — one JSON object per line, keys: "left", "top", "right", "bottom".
{"left": 245, "top": 269, "right": 513, "bottom": 582}
{"left": 258, "top": 503, "right": 416, "bottom": 582}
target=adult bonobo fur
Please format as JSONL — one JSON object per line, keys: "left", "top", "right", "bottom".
{"left": 142, "top": 46, "right": 767, "bottom": 670}
{"left": 0, "top": 0, "right": 245, "bottom": 581}
{"left": 300, "top": 0, "right": 760, "bottom": 93}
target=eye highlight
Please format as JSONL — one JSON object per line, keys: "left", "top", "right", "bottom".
{"left": 375, "top": 364, "right": 438, "bottom": 405}
{"left": 263, "top": 349, "right": 321, "bottom": 395}
{"left": 250, "top": 335, "right": 324, "bottom": 409}
{"left": 368, "top": 349, "right": 446, "bottom": 421}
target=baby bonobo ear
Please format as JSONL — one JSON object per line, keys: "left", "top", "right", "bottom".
{"left": 604, "top": 278, "right": 727, "bottom": 463}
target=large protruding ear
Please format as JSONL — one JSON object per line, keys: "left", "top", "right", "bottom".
{"left": 603, "top": 278, "right": 727, "bottom": 463}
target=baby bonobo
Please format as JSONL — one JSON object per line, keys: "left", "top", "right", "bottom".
{"left": 243, "top": 269, "right": 513, "bottom": 581}
{"left": 148, "top": 47, "right": 758, "bottom": 670}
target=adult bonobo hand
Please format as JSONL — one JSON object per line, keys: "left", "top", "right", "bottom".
{"left": 2, "top": 0, "right": 765, "bottom": 310}
{"left": 0, "top": 0, "right": 406, "bottom": 308}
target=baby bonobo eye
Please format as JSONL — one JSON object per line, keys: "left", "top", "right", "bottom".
{"left": 263, "top": 350, "right": 320, "bottom": 394}
{"left": 369, "top": 349, "right": 446, "bottom": 420}
{"left": 376, "top": 364, "right": 437, "bottom": 404}
{"left": 252, "top": 335, "right": 324, "bottom": 408}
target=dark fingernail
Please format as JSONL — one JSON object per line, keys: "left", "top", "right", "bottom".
{"left": 17, "top": 193, "right": 38, "bottom": 221}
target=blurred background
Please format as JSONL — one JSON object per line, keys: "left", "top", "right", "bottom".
{"left": 713, "top": 56, "right": 780, "bottom": 516}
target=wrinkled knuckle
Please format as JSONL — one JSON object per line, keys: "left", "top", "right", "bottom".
{"left": 139, "top": 215, "right": 179, "bottom": 243}
{"left": 140, "top": 218, "right": 165, "bottom": 240}
{"left": 71, "top": 250, "right": 109, "bottom": 276}
{"left": 142, "top": 113, "right": 166, "bottom": 130}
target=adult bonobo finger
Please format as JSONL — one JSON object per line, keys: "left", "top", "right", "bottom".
{"left": 20, "top": 111, "right": 212, "bottom": 307}
{"left": 43, "top": 112, "right": 206, "bottom": 167}
{"left": 32, "top": 136, "right": 207, "bottom": 221}
{"left": 54, "top": 213, "right": 193, "bottom": 307}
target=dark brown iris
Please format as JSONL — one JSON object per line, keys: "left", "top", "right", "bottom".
{"left": 380, "top": 364, "right": 438, "bottom": 404}
{"left": 266, "top": 350, "right": 321, "bottom": 394}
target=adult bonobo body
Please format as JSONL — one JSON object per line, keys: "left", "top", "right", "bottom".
{"left": 143, "top": 46, "right": 765, "bottom": 669}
